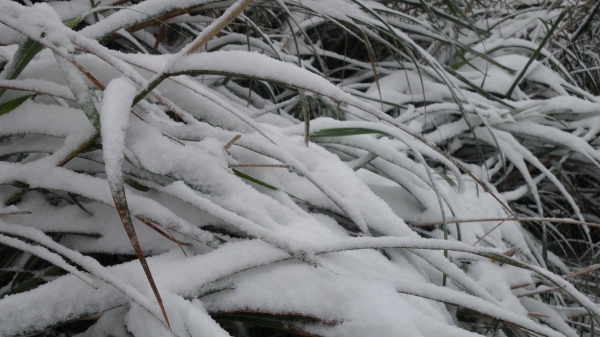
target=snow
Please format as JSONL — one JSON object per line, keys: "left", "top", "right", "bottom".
{"left": 101, "top": 78, "right": 136, "bottom": 190}
{"left": 0, "top": 161, "right": 224, "bottom": 249}
{"left": 0, "top": 219, "right": 169, "bottom": 335}
{"left": 0, "top": 238, "right": 555, "bottom": 337}
{"left": 0, "top": 222, "right": 96, "bottom": 288}
{"left": 0, "top": 100, "right": 97, "bottom": 166}
{"left": 1, "top": 1, "right": 599, "bottom": 336}
{"left": 79, "top": 0, "right": 218, "bottom": 40}
{"left": 0, "top": 79, "right": 75, "bottom": 102}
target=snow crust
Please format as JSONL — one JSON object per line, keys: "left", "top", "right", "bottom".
{"left": 0, "top": 1, "right": 598, "bottom": 337}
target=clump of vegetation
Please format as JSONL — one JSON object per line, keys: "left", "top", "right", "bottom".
{"left": 1, "top": 0, "right": 599, "bottom": 336}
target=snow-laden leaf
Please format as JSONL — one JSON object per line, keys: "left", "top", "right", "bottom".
{"left": 101, "top": 77, "right": 171, "bottom": 329}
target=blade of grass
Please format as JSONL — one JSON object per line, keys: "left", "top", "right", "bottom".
{"left": 0, "top": 40, "right": 44, "bottom": 99}
{"left": 0, "top": 95, "right": 32, "bottom": 116}
{"left": 101, "top": 78, "right": 171, "bottom": 329}
{"left": 300, "top": 91, "right": 310, "bottom": 146}
{"left": 505, "top": 9, "right": 569, "bottom": 99}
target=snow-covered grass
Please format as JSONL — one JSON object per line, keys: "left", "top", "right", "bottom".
{"left": 0, "top": 0, "right": 599, "bottom": 336}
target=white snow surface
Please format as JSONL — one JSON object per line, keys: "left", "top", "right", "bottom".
{"left": 0, "top": 1, "right": 598, "bottom": 337}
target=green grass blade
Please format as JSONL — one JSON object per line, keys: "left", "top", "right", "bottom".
{"left": 310, "top": 127, "right": 385, "bottom": 138}
{"left": 0, "top": 40, "right": 44, "bottom": 100}
{"left": 0, "top": 95, "right": 32, "bottom": 116}
{"left": 505, "top": 9, "right": 568, "bottom": 99}
{"left": 232, "top": 169, "right": 279, "bottom": 191}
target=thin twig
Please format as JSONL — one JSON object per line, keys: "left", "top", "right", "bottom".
{"left": 224, "top": 134, "right": 242, "bottom": 150}
{"left": 130, "top": 110, "right": 185, "bottom": 145}
{"left": 563, "top": 264, "right": 600, "bottom": 279}
{"left": 474, "top": 215, "right": 513, "bottom": 246}
{"left": 181, "top": 0, "right": 254, "bottom": 56}
{"left": 566, "top": 319, "right": 600, "bottom": 333}
{"left": 510, "top": 283, "right": 532, "bottom": 290}
{"left": 151, "top": 24, "right": 167, "bottom": 55}
{"left": 517, "top": 286, "right": 563, "bottom": 297}
{"left": 135, "top": 216, "right": 191, "bottom": 248}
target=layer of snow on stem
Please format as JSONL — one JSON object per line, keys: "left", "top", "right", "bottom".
{"left": 100, "top": 77, "right": 136, "bottom": 188}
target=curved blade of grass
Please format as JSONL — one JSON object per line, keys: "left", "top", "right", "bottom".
{"left": 101, "top": 78, "right": 170, "bottom": 329}
{"left": 505, "top": 9, "right": 568, "bottom": 99}
{"left": 232, "top": 168, "right": 279, "bottom": 191}
{"left": 54, "top": 54, "right": 101, "bottom": 132}
{"left": 124, "top": 178, "right": 151, "bottom": 192}
{"left": 52, "top": 52, "right": 103, "bottom": 166}
{"left": 68, "top": 193, "right": 93, "bottom": 216}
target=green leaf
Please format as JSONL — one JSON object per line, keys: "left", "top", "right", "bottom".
{"left": 439, "top": 172, "right": 457, "bottom": 187}
{"left": 505, "top": 9, "right": 568, "bottom": 99}
{"left": 232, "top": 169, "right": 279, "bottom": 191}
{"left": 46, "top": 231, "right": 101, "bottom": 238}
{"left": 9, "top": 181, "right": 30, "bottom": 189}
{"left": 10, "top": 39, "right": 45, "bottom": 77}
{"left": 89, "top": 0, "right": 99, "bottom": 23}
{"left": 5, "top": 188, "right": 30, "bottom": 206}
{"left": 54, "top": 56, "right": 101, "bottom": 132}
{"left": 232, "top": 169, "right": 303, "bottom": 201}
{"left": 310, "top": 127, "right": 386, "bottom": 139}
{"left": 220, "top": 76, "right": 232, "bottom": 86}
{"left": 0, "top": 39, "right": 44, "bottom": 99}
{"left": 124, "top": 178, "right": 151, "bottom": 192}
{"left": 0, "top": 95, "right": 32, "bottom": 116}
{"left": 212, "top": 311, "right": 336, "bottom": 331}
{"left": 192, "top": 282, "right": 235, "bottom": 299}
{"left": 68, "top": 193, "right": 93, "bottom": 216}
